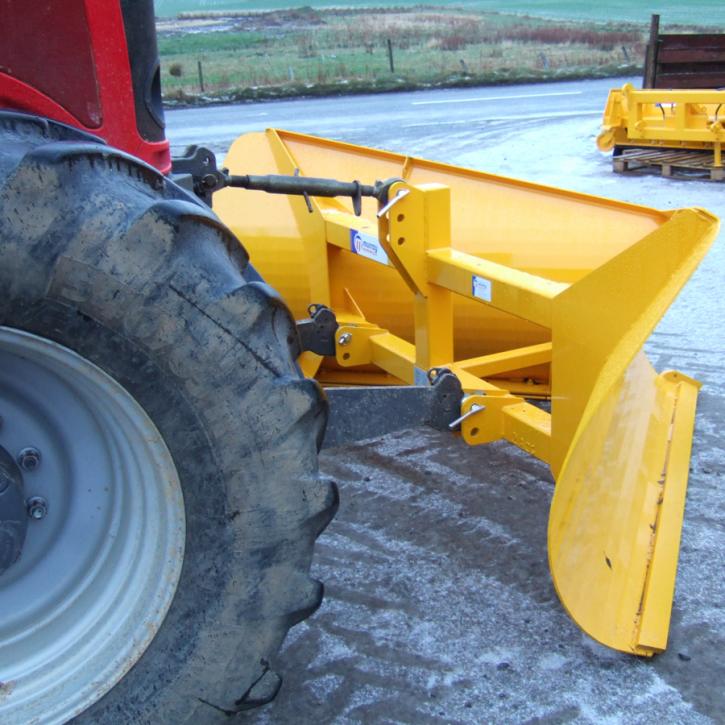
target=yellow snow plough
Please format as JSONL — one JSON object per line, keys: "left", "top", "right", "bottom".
{"left": 215, "top": 129, "right": 717, "bottom": 657}
{"left": 597, "top": 17, "right": 725, "bottom": 178}
{"left": 597, "top": 83, "right": 725, "bottom": 175}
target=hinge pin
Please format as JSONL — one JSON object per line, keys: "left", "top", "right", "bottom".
{"left": 448, "top": 403, "right": 485, "bottom": 431}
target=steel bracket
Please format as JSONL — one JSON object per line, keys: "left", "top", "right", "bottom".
{"left": 296, "top": 304, "right": 339, "bottom": 356}
{"left": 323, "top": 367, "right": 463, "bottom": 448}
{"left": 170, "top": 145, "right": 226, "bottom": 206}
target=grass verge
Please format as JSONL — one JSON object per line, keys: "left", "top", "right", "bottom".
{"left": 157, "top": 7, "right": 647, "bottom": 106}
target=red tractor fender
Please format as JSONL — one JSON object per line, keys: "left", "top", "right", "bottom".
{"left": 0, "top": 0, "right": 171, "bottom": 173}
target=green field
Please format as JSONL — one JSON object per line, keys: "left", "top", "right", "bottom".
{"left": 155, "top": 0, "right": 725, "bottom": 27}
{"left": 158, "top": 7, "right": 647, "bottom": 104}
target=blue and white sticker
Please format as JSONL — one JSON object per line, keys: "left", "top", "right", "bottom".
{"left": 350, "top": 229, "right": 389, "bottom": 265}
{"left": 472, "top": 274, "right": 492, "bottom": 302}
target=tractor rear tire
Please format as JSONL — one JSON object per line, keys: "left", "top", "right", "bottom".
{"left": 0, "top": 112, "right": 337, "bottom": 723}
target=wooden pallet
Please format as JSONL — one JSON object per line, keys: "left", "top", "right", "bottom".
{"left": 613, "top": 148, "right": 725, "bottom": 181}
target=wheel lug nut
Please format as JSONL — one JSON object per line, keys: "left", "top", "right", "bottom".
{"left": 26, "top": 496, "right": 48, "bottom": 520}
{"left": 18, "top": 447, "right": 41, "bottom": 471}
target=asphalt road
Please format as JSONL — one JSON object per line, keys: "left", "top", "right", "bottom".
{"left": 166, "top": 79, "right": 725, "bottom": 724}
{"left": 165, "top": 76, "right": 630, "bottom": 162}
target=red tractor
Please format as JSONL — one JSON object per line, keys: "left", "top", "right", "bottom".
{"left": 0, "top": 2, "right": 336, "bottom": 721}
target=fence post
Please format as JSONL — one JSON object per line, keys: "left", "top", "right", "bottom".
{"left": 643, "top": 14, "right": 660, "bottom": 88}
{"left": 387, "top": 38, "right": 395, "bottom": 73}
{"left": 198, "top": 60, "right": 205, "bottom": 93}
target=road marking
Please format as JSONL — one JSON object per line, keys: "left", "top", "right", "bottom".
{"left": 402, "top": 110, "right": 602, "bottom": 128}
{"left": 412, "top": 90, "right": 583, "bottom": 106}
{"left": 315, "top": 127, "right": 367, "bottom": 134}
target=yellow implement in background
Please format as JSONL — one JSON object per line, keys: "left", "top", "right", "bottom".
{"left": 214, "top": 129, "right": 717, "bottom": 656}
{"left": 598, "top": 83, "right": 725, "bottom": 166}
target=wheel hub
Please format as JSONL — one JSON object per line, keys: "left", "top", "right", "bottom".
{"left": 0, "top": 327, "right": 186, "bottom": 724}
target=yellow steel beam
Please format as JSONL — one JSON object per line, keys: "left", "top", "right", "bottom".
{"left": 624, "top": 88, "right": 725, "bottom": 104}
{"left": 457, "top": 393, "right": 552, "bottom": 464}
{"left": 494, "top": 380, "right": 551, "bottom": 398}
{"left": 334, "top": 322, "right": 506, "bottom": 395}
{"left": 334, "top": 323, "right": 418, "bottom": 385}
{"left": 504, "top": 402, "right": 551, "bottom": 463}
{"left": 380, "top": 182, "right": 456, "bottom": 373}
{"left": 456, "top": 342, "right": 552, "bottom": 378}
{"left": 426, "top": 248, "right": 566, "bottom": 328}
{"left": 325, "top": 213, "right": 384, "bottom": 259}
{"left": 371, "top": 333, "right": 416, "bottom": 384}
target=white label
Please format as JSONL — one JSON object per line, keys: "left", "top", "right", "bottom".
{"left": 350, "top": 229, "right": 389, "bottom": 265}
{"left": 472, "top": 275, "right": 492, "bottom": 302}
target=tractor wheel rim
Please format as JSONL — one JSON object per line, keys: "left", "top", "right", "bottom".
{"left": 0, "top": 327, "right": 185, "bottom": 724}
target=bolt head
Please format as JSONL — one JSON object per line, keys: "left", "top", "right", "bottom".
{"left": 26, "top": 496, "right": 48, "bottom": 520}
{"left": 337, "top": 332, "right": 352, "bottom": 346}
{"left": 18, "top": 447, "right": 41, "bottom": 471}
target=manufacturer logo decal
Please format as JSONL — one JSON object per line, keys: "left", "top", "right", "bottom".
{"left": 350, "top": 229, "right": 389, "bottom": 265}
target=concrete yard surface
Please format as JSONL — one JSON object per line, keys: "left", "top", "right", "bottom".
{"left": 257, "top": 426, "right": 722, "bottom": 723}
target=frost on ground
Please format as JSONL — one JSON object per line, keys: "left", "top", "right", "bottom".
{"left": 235, "top": 111, "right": 724, "bottom": 724}
{"left": 251, "top": 432, "right": 719, "bottom": 724}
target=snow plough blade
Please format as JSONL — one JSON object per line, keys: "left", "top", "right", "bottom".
{"left": 551, "top": 353, "right": 700, "bottom": 655}
{"left": 214, "top": 129, "right": 718, "bottom": 654}
{"left": 548, "top": 203, "right": 715, "bottom": 655}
